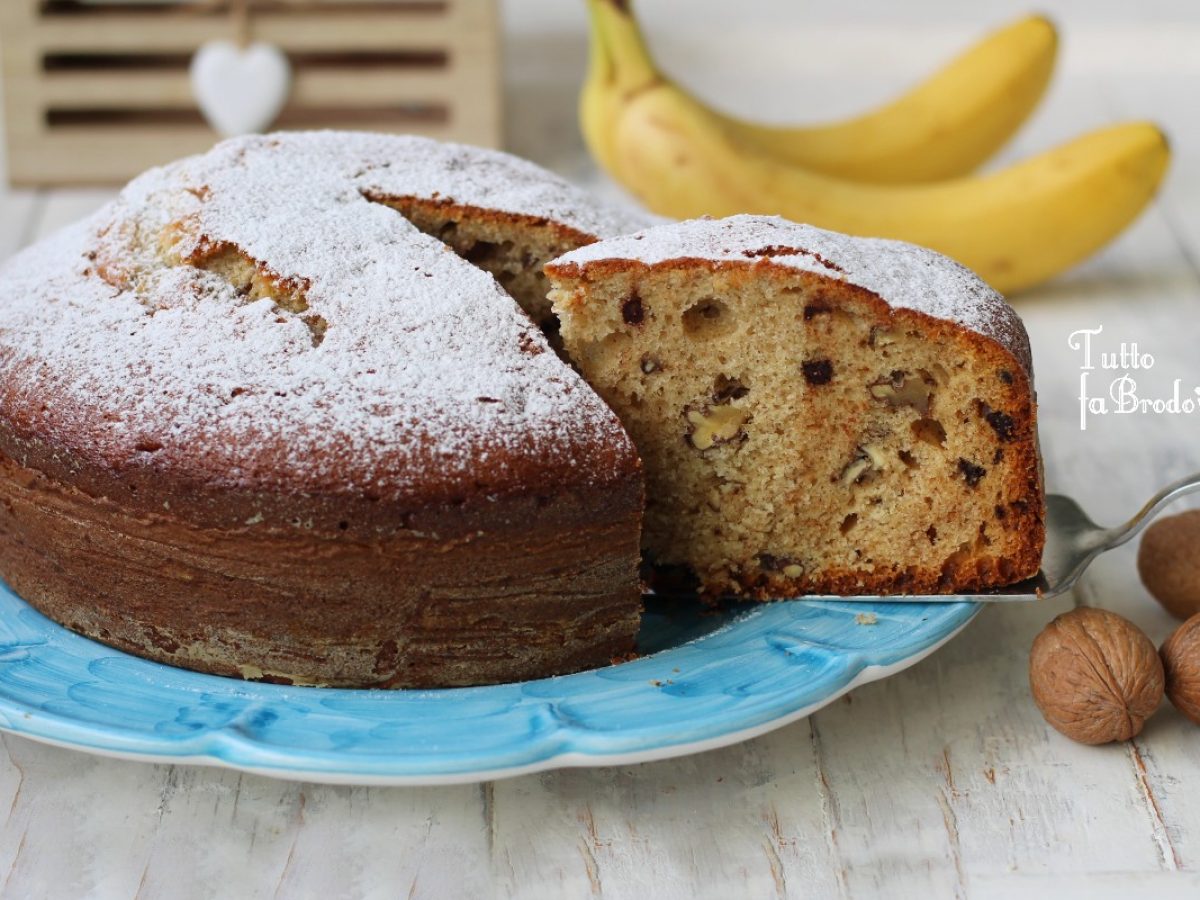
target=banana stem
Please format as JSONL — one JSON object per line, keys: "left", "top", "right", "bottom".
{"left": 584, "top": 0, "right": 660, "bottom": 95}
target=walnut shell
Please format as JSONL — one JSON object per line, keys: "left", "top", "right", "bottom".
{"left": 1029, "top": 607, "right": 1164, "bottom": 744}
{"left": 1137, "top": 510, "right": 1200, "bottom": 620}
{"left": 1161, "top": 612, "right": 1200, "bottom": 725}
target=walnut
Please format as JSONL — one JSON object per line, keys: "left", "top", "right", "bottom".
{"left": 757, "top": 554, "right": 804, "bottom": 579}
{"left": 837, "top": 444, "right": 885, "bottom": 486}
{"left": 868, "top": 370, "right": 934, "bottom": 415}
{"left": 1138, "top": 510, "right": 1200, "bottom": 620}
{"left": 685, "top": 404, "right": 750, "bottom": 450}
{"left": 1161, "top": 613, "right": 1200, "bottom": 724}
{"left": 1029, "top": 608, "right": 1164, "bottom": 744}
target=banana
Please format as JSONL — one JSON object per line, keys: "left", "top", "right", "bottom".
{"left": 583, "top": 0, "right": 1057, "bottom": 184}
{"left": 721, "top": 16, "right": 1057, "bottom": 183}
{"left": 581, "top": 0, "right": 655, "bottom": 177}
{"left": 612, "top": 84, "right": 1170, "bottom": 294}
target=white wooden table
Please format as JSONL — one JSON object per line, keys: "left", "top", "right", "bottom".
{"left": 2, "top": 1, "right": 1199, "bottom": 896}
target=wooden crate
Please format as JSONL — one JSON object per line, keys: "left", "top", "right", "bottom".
{"left": 0, "top": 0, "right": 502, "bottom": 185}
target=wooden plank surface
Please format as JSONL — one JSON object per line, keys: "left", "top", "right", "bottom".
{"left": 1, "top": 1, "right": 1199, "bottom": 896}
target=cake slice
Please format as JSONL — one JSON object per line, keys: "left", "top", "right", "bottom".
{"left": 546, "top": 215, "right": 1045, "bottom": 597}
{"left": 358, "top": 134, "right": 648, "bottom": 329}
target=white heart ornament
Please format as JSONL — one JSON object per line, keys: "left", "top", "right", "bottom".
{"left": 190, "top": 40, "right": 292, "bottom": 137}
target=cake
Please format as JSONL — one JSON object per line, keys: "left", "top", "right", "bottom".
{"left": 0, "top": 132, "right": 650, "bottom": 688}
{"left": 546, "top": 215, "right": 1045, "bottom": 597}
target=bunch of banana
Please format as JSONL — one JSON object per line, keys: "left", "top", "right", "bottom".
{"left": 581, "top": 0, "right": 1170, "bottom": 294}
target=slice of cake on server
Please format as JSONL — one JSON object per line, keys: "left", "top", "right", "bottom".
{"left": 546, "top": 214, "right": 1045, "bottom": 598}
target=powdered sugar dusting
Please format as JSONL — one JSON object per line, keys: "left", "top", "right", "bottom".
{"left": 351, "top": 132, "right": 650, "bottom": 239}
{"left": 551, "top": 215, "right": 1033, "bottom": 374}
{"left": 0, "top": 132, "right": 641, "bottom": 500}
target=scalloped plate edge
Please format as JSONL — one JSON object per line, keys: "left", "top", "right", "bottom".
{"left": 0, "top": 612, "right": 978, "bottom": 786}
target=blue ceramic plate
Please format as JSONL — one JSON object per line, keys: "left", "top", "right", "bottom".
{"left": 0, "top": 580, "right": 978, "bottom": 785}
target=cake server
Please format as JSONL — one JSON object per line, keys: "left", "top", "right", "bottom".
{"left": 656, "top": 471, "right": 1200, "bottom": 605}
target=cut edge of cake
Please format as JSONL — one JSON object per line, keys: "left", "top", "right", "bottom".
{"left": 546, "top": 214, "right": 1046, "bottom": 597}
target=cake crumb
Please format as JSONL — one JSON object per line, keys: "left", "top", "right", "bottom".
{"left": 856, "top": 612, "right": 879, "bottom": 625}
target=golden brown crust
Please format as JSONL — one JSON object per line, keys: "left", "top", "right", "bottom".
{"left": 0, "top": 448, "right": 642, "bottom": 688}
{"left": 0, "top": 381, "right": 642, "bottom": 541}
{"left": 546, "top": 214, "right": 1036, "bottom": 379}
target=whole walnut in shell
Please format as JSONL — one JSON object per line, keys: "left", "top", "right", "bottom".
{"left": 1161, "top": 612, "right": 1200, "bottom": 724}
{"left": 1138, "top": 510, "right": 1200, "bottom": 619}
{"left": 1029, "top": 607, "right": 1164, "bottom": 744}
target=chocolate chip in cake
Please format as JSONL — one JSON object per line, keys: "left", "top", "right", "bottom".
{"left": 985, "top": 408, "right": 1017, "bottom": 442}
{"left": 621, "top": 292, "right": 645, "bottom": 326}
{"left": 804, "top": 303, "right": 832, "bottom": 320}
{"left": 957, "top": 458, "right": 987, "bottom": 488}
{"left": 802, "top": 359, "right": 834, "bottom": 385}
{"left": 926, "top": 525, "right": 939, "bottom": 544}
{"left": 998, "top": 369, "right": 1015, "bottom": 385}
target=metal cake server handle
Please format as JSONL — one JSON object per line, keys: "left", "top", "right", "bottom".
{"left": 1028, "top": 469, "right": 1200, "bottom": 600}
{"left": 651, "top": 471, "right": 1200, "bottom": 604}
